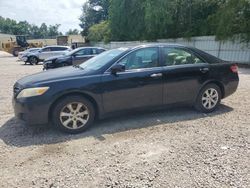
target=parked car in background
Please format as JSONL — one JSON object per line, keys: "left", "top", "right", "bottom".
{"left": 43, "top": 47, "right": 106, "bottom": 70}
{"left": 18, "top": 48, "right": 41, "bottom": 61}
{"left": 22, "top": 46, "right": 71, "bottom": 65}
{"left": 13, "top": 44, "right": 239, "bottom": 134}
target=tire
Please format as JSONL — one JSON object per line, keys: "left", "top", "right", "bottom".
{"left": 28, "top": 56, "right": 38, "bottom": 65}
{"left": 194, "top": 83, "right": 222, "bottom": 113}
{"left": 12, "top": 49, "right": 19, "bottom": 57}
{"left": 52, "top": 95, "right": 95, "bottom": 134}
{"left": 61, "top": 63, "right": 68, "bottom": 68}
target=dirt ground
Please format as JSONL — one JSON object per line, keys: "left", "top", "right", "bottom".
{"left": 0, "top": 54, "right": 249, "bottom": 188}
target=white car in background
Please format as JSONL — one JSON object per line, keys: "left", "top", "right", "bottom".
{"left": 22, "top": 46, "right": 71, "bottom": 65}
{"left": 18, "top": 48, "right": 41, "bottom": 61}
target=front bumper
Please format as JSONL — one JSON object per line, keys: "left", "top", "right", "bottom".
{"left": 43, "top": 62, "right": 55, "bottom": 70}
{"left": 12, "top": 96, "right": 50, "bottom": 125}
{"left": 21, "top": 56, "right": 28, "bottom": 62}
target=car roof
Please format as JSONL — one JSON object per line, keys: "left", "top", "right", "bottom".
{"left": 43, "top": 45, "right": 70, "bottom": 48}
{"left": 75, "top": 47, "right": 106, "bottom": 50}
{"left": 130, "top": 43, "right": 186, "bottom": 50}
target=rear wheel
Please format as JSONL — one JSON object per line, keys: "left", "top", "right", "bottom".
{"left": 52, "top": 95, "right": 95, "bottom": 133}
{"left": 195, "top": 84, "right": 221, "bottom": 113}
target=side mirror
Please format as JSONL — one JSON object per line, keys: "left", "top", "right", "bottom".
{"left": 111, "top": 64, "right": 125, "bottom": 75}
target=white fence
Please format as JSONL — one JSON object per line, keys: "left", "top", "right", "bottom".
{"left": 92, "top": 36, "right": 250, "bottom": 64}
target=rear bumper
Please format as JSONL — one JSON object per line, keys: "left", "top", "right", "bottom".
{"left": 12, "top": 96, "right": 50, "bottom": 125}
{"left": 223, "top": 80, "right": 239, "bottom": 98}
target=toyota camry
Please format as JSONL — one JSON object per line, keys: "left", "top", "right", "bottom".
{"left": 13, "top": 44, "right": 239, "bottom": 133}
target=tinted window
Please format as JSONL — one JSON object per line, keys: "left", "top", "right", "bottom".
{"left": 74, "top": 48, "right": 92, "bottom": 56}
{"left": 163, "top": 47, "right": 205, "bottom": 66}
{"left": 98, "top": 48, "right": 105, "bottom": 54}
{"left": 51, "top": 47, "right": 68, "bottom": 51}
{"left": 92, "top": 48, "right": 99, "bottom": 55}
{"left": 41, "top": 47, "right": 51, "bottom": 52}
{"left": 118, "top": 47, "right": 159, "bottom": 70}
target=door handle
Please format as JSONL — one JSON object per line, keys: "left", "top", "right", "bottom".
{"left": 150, "top": 73, "right": 163, "bottom": 78}
{"left": 200, "top": 67, "right": 209, "bottom": 73}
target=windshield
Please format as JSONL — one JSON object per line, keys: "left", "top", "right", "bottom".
{"left": 79, "top": 48, "right": 128, "bottom": 71}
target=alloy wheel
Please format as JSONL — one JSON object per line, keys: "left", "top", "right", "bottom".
{"left": 30, "top": 57, "right": 37, "bottom": 65}
{"left": 60, "top": 102, "right": 89, "bottom": 130}
{"left": 201, "top": 88, "right": 219, "bottom": 110}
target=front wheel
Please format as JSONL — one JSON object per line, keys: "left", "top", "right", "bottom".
{"left": 28, "top": 56, "right": 38, "bottom": 65}
{"left": 52, "top": 95, "right": 95, "bottom": 133}
{"left": 195, "top": 84, "right": 222, "bottom": 113}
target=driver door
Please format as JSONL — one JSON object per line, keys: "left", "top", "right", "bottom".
{"left": 101, "top": 47, "right": 164, "bottom": 113}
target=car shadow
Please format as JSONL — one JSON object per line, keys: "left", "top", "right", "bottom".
{"left": 0, "top": 104, "right": 233, "bottom": 147}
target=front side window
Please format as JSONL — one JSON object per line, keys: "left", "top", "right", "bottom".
{"left": 51, "top": 47, "right": 68, "bottom": 51}
{"left": 118, "top": 47, "right": 159, "bottom": 70}
{"left": 163, "top": 47, "right": 205, "bottom": 66}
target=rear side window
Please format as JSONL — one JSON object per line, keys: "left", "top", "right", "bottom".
{"left": 98, "top": 49, "right": 105, "bottom": 54}
{"left": 41, "top": 47, "right": 51, "bottom": 52}
{"left": 51, "top": 47, "right": 68, "bottom": 51}
{"left": 163, "top": 47, "right": 205, "bottom": 66}
{"left": 92, "top": 48, "right": 105, "bottom": 54}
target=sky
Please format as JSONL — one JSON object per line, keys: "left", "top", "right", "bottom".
{"left": 0, "top": 0, "right": 87, "bottom": 33}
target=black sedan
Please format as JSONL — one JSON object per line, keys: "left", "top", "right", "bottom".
{"left": 13, "top": 44, "right": 239, "bottom": 133}
{"left": 43, "top": 47, "right": 106, "bottom": 70}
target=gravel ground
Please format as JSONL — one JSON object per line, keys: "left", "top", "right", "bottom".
{"left": 0, "top": 55, "right": 249, "bottom": 188}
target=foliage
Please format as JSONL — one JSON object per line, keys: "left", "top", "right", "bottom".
{"left": 79, "top": 0, "right": 109, "bottom": 36}
{"left": 66, "top": 29, "right": 80, "bottom": 35}
{"left": 0, "top": 16, "right": 62, "bottom": 38}
{"left": 210, "top": 0, "right": 250, "bottom": 42}
{"left": 87, "top": 21, "right": 110, "bottom": 43}
{"left": 81, "top": 0, "right": 250, "bottom": 43}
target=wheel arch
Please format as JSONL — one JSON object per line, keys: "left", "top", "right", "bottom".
{"left": 28, "top": 55, "right": 39, "bottom": 62}
{"left": 48, "top": 91, "right": 100, "bottom": 122}
{"left": 199, "top": 80, "right": 225, "bottom": 99}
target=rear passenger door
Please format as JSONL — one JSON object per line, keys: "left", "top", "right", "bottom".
{"left": 51, "top": 47, "right": 68, "bottom": 57}
{"left": 162, "top": 47, "right": 210, "bottom": 104}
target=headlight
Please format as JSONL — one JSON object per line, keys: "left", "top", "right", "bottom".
{"left": 17, "top": 87, "right": 49, "bottom": 99}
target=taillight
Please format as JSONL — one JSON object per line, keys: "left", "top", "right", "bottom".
{"left": 230, "top": 64, "right": 238, "bottom": 73}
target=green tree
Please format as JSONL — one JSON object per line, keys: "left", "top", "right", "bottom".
{"left": 109, "top": 0, "right": 145, "bottom": 41}
{"left": 87, "top": 21, "right": 110, "bottom": 42}
{"left": 66, "top": 29, "right": 80, "bottom": 35}
{"left": 0, "top": 16, "right": 62, "bottom": 39}
{"left": 210, "top": 0, "right": 250, "bottom": 42}
{"left": 79, "top": 0, "right": 110, "bottom": 36}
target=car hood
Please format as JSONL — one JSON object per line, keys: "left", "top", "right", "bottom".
{"left": 17, "top": 66, "right": 92, "bottom": 87}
